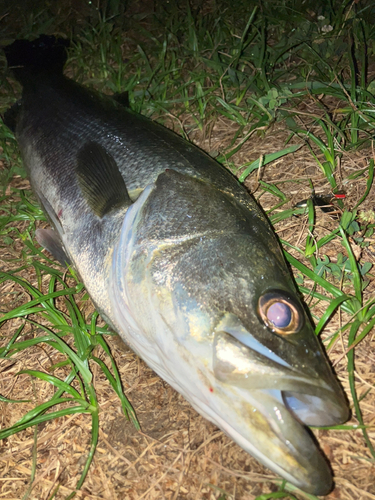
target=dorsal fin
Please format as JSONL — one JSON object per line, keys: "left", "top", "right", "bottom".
{"left": 76, "top": 141, "right": 131, "bottom": 218}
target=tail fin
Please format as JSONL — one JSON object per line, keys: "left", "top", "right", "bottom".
{"left": 4, "top": 35, "right": 70, "bottom": 85}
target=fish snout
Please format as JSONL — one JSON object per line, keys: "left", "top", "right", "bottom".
{"left": 212, "top": 306, "right": 349, "bottom": 428}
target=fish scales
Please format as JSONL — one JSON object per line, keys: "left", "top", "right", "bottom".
{"left": 4, "top": 35, "right": 349, "bottom": 495}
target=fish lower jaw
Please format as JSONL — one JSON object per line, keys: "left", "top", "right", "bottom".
{"left": 191, "top": 393, "right": 333, "bottom": 496}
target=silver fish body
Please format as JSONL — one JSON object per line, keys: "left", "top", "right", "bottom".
{"left": 4, "top": 36, "right": 349, "bottom": 495}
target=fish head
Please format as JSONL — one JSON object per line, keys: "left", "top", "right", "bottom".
{"left": 110, "top": 169, "right": 349, "bottom": 495}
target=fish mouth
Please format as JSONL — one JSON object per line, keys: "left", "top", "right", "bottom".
{"left": 282, "top": 387, "right": 348, "bottom": 426}
{"left": 211, "top": 328, "right": 349, "bottom": 494}
{"left": 213, "top": 327, "right": 349, "bottom": 422}
{"left": 202, "top": 385, "right": 336, "bottom": 495}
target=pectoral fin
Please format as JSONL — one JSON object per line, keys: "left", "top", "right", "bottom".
{"left": 36, "top": 228, "right": 71, "bottom": 266}
{"left": 76, "top": 141, "right": 131, "bottom": 218}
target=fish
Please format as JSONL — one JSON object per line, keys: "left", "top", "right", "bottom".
{"left": 3, "top": 35, "right": 349, "bottom": 495}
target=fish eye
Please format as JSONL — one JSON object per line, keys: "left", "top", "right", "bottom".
{"left": 258, "top": 291, "right": 303, "bottom": 335}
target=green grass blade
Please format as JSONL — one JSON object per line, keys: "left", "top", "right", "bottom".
{"left": 238, "top": 144, "right": 303, "bottom": 182}
{"left": 339, "top": 226, "right": 362, "bottom": 305}
{"left": 95, "top": 335, "right": 140, "bottom": 429}
{"left": 66, "top": 385, "right": 99, "bottom": 499}
{"left": 0, "top": 406, "right": 90, "bottom": 440}
{"left": 353, "top": 158, "right": 374, "bottom": 209}
{"left": 0, "top": 394, "right": 30, "bottom": 403}
{"left": 17, "top": 370, "right": 83, "bottom": 399}
{"left": 285, "top": 252, "right": 344, "bottom": 299}
{"left": 315, "top": 295, "right": 352, "bottom": 335}
{"left": 347, "top": 321, "right": 375, "bottom": 459}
